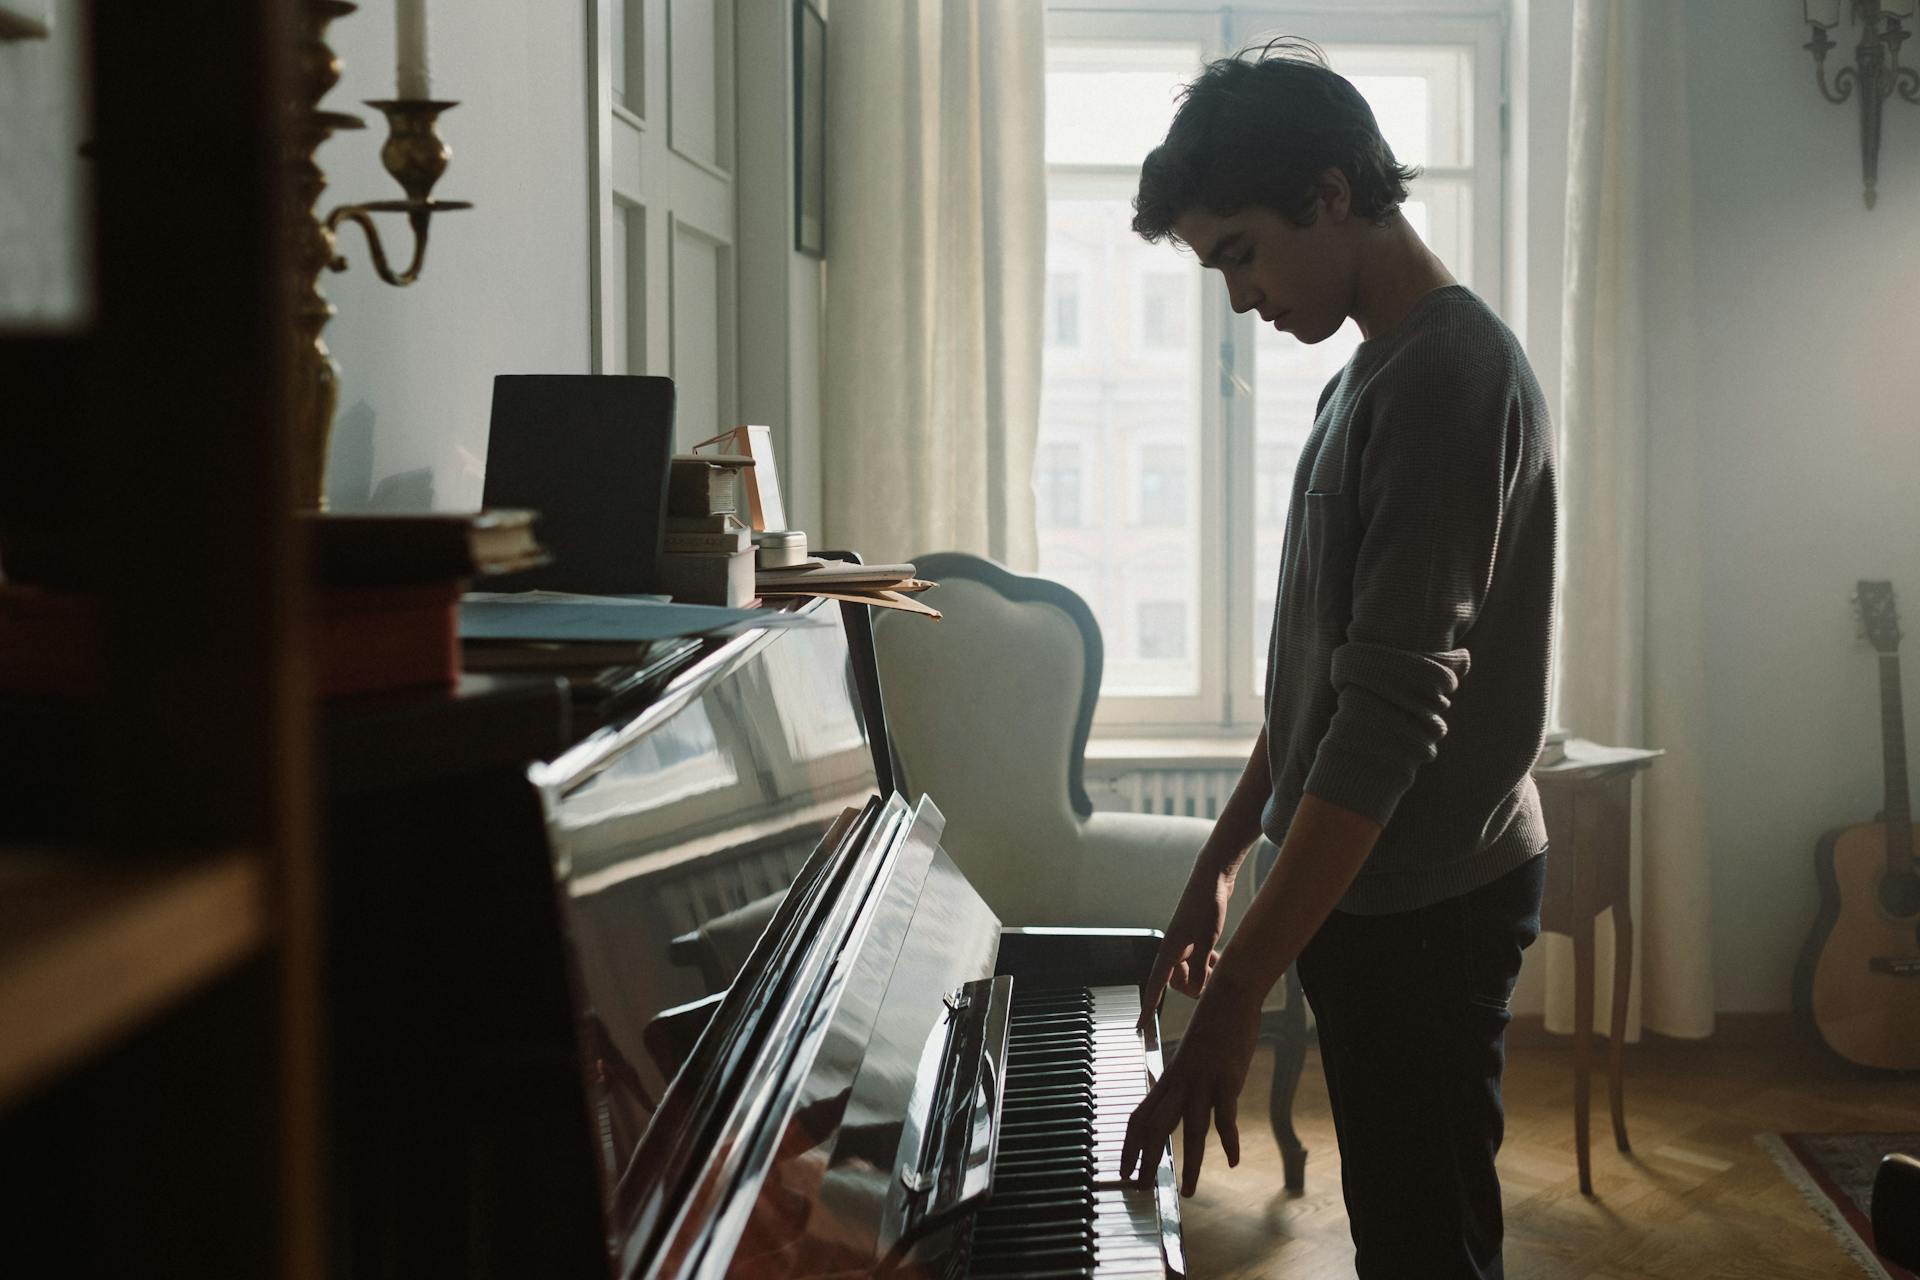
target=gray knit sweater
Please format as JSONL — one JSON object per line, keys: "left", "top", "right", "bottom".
{"left": 1260, "top": 284, "right": 1557, "bottom": 914}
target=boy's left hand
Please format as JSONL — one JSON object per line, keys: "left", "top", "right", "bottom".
{"left": 1120, "top": 974, "right": 1264, "bottom": 1197}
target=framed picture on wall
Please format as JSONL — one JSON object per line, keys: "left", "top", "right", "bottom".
{"left": 794, "top": 0, "right": 825, "bottom": 258}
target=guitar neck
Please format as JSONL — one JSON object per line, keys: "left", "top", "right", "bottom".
{"left": 1881, "top": 652, "right": 1915, "bottom": 874}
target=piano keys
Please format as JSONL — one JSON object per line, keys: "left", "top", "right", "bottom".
{"left": 326, "top": 596, "right": 1185, "bottom": 1278}
{"left": 972, "top": 985, "right": 1182, "bottom": 1279}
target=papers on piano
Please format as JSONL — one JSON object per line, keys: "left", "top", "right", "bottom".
{"left": 756, "top": 558, "right": 943, "bottom": 619}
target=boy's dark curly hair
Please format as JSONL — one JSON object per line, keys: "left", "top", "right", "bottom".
{"left": 1133, "top": 38, "right": 1420, "bottom": 243}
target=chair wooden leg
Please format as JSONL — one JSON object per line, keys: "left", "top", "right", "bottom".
{"left": 1266, "top": 965, "right": 1309, "bottom": 1193}
{"left": 1573, "top": 915, "right": 1596, "bottom": 1196}
{"left": 1608, "top": 908, "right": 1633, "bottom": 1154}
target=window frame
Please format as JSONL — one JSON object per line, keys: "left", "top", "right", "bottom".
{"left": 1043, "top": 1, "right": 1509, "bottom": 739}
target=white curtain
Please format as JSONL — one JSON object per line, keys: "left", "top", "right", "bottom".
{"left": 1545, "top": 0, "right": 1715, "bottom": 1040}
{"left": 820, "top": 0, "right": 1045, "bottom": 569}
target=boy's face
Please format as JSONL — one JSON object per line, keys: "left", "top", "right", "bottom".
{"left": 1172, "top": 174, "right": 1356, "bottom": 345}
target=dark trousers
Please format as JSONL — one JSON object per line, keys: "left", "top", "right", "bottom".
{"left": 1294, "top": 854, "right": 1546, "bottom": 1280}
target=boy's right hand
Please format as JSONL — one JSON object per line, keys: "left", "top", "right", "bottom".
{"left": 1137, "top": 864, "right": 1237, "bottom": 1028}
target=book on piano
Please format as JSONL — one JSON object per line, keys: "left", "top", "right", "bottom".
{"left": 303, "top": 508, "right": 550, "bottom": 587}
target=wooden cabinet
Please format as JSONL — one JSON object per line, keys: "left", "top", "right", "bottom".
{"left": 0, "top": 2, "right": 321, "bottom": 1274}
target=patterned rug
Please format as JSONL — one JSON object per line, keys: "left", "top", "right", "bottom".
{"left": 1758, "top": 1132, "right": 1920, "bottom": 1280}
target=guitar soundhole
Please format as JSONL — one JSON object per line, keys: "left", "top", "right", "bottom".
{"left": 1880, "top": 871, "right": 1920, "bottom": 919}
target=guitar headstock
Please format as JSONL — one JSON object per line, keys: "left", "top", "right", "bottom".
{"left": 1855, "top": 580, "right": 1902, "bottom": 654}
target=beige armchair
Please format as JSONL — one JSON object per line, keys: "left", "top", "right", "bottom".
{"left": 873, "top": 552, "right": 1310, "bottom": 1190}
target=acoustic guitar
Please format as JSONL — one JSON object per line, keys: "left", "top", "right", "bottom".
{"left": 1796, "top": 580, "right": 1920, "bottom": 1072}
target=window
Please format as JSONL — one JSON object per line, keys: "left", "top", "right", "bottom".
{"left": 1039, "top": 4, "right": 1505, "bottom": 733}
{"left": 1036, "top": 442, "right": 1086, "bottom": 528}
{"left": 1140, "top": 272, "right": 1188, "bottom": 348}
{"left": 1136, "top": 444, "right": 1186, "bottom": 526}
{"left": 1046, "top": 271, "right": 1081, "bottom": 347}
{"left": 1255, "top": 443, "right": 1293, "bottom": 523}
{"left": 1137, "top": 601, "right": 1188, "bottom": 662}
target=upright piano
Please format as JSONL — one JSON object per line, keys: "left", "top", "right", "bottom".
{"left": 325, "top": 596, "right": 1185, "bottom": 1279}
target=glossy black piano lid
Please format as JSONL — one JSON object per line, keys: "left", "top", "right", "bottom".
{"left": 531, "top": 600, "right": 884, "bottom": 1263}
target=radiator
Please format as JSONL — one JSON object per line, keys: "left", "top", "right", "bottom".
{"left": 1094, "top": 767, "right": 1243, "bottom": 821}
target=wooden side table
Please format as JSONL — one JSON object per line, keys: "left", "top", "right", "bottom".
{"left": 1532, "top": 740, "right": 1663, "bottom": 1195}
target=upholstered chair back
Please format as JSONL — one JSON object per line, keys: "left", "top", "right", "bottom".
{"left": 872, "top": 553, "right": 1214, "bottom": 935}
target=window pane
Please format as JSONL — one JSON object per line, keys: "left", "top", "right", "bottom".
{"left": 1036, "top": 442, "right": 1085, "bottom": 529}
{"left": 1137, "top": 601, "right": 1188, "bottom": 662}
{"left": 1046, "top": 42, "right": 1202, "bottom": 167}
{"left": 1046, "top": 271, "right": 1082, "bottom": 347}
{"left": 1250, "top": 320, "right": 1361, "bottom": 694}
{"left": 1140, "top": 272, "right": 1187, "bottom": 348}
{"left": 1136, "top": 444, "right": 1186, "bottom": 526}
{"left": 1038, "top": 188, "right": 1202, "bottom": 698}
{"left": 1325, "top": 44, "right": 1473, "bottom": 168}
{"left": 1403, "top": 177, "right": 1473, "bottom": 288}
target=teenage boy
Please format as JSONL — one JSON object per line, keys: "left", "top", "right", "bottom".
{"left": 1115, "top": 42, "right": 1558, "bottom": 1280}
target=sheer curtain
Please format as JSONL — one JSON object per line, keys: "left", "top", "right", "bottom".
{"left": 1545, "top": 0, "right": 1715, "bottom": 1039}
{"left": 820, "top": 0, "right": 1046, "bottom": 569}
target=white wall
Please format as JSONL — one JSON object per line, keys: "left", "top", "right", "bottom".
{"left": 1512, "top": 0, "right": 1920, "bottom": 1018}
{"left": 1685, "top": 0, "right": 1920, "bottom": 1012}
{"left": 319, "top": 0, "right": 826, "bottom": 527}
{"left": 321, "top": 0, "right": 595, "bottom": 511}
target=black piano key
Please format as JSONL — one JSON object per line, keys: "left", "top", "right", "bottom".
{"left": 1008, "top": 1014, "right": 1094, "bottom": 1032}
{"left": 969, "top": 1246, "right": 1096, "bottom": 1277}
{"left": 999, "top": 1102, "right": 1094, "bottom": 1126}
{"left": 969, "top": 1225, "right": 1092, "bottom": 1251}
{"left": 1001, "top": 1154, "right": 1101, "bottom": 1172}
{"left": 1000, "top": 1124, "right": 1091, "bottom": 1143}
{"left": 971, "top": 1245, "right": 1097, "bottom": 1269}
{"left": 977, "top": 1190, "right": 1095, "bottom": 1217}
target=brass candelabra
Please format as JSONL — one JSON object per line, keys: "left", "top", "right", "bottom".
{"left": 291, "top": 0, "right": 470, "bottom": 509}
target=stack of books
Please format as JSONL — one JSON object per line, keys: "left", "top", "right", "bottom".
{"left": 0, "top": 511, "right": 551, "bottom": 699}
{"left": 305, "top": 509, "right": 550, "bottom": 696}
{"left": 657, "top": 454, "right": 756, "bottom": 607}
{"left": 754, "top": 559, "right": 941, "bottom": 618}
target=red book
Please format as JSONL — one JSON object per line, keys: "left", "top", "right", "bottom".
{"left": 0, "top": 583, "right": 461, "bottom": 699}
{"left": 312, "top": 583, "right": 461, "bottom": 698}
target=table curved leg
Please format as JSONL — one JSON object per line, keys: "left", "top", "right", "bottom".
{"left": 1574, "top": 915, "right": 1596, "bottom": 1196}
{"left": 1267, "top": 965, "right": 1309, "bottom": 1192}
{"left": 1609, "top": 907, "right": 1633, "bottom": 1154}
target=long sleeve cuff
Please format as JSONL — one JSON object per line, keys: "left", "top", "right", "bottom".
{"left": 1304, "top": 639, "right": 1469, "bottom": 827}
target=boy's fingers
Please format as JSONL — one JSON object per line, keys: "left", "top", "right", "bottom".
{"left": 1216, "top": 1090, "right": 1241, "bottom": 1167}
{"left": 1137, "top": 942, "right": 1183, "bottom": 1030}
{"left": 1181, "top": 1095, "right": 1209, "bottom": 1196}
{"left": 1122, "top": 1080, "right": 1174, "bottom": 1181}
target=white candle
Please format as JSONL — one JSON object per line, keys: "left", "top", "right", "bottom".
{"left": 1805, "top": 0, "right": 1842, "bottom": 25}
{"left": 396, "top": 0, "right": 431, "bottom": 99}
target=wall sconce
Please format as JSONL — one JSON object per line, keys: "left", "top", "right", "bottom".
{"left": 292, "top": 0, "right": 470, "bottom": 510}
{"left": 1805, "top": 0, "right": 1920, "bottom": 208}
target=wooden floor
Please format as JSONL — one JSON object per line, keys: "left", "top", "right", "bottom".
{"left": 1179, "top": 1030, "right": 1920, "bottom": 1279}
